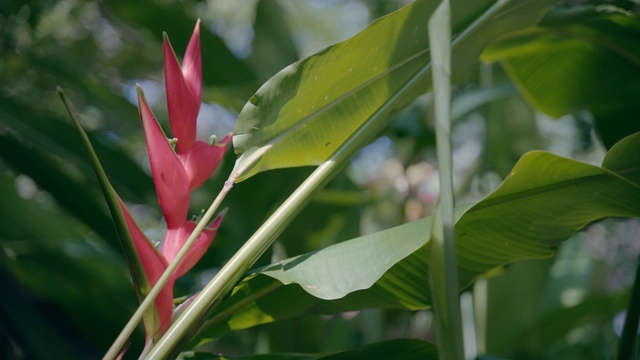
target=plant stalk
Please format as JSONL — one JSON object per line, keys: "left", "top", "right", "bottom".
{"left": 427, "top": 1, "right": 464, "bottom": 359}
{"left": 473, "top": 61, "right": 493, "bottom": 359}
{"left": 58, "top": 88, "right": 171, "bottom": 360}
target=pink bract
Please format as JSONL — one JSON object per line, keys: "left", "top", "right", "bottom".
{"left": 121, "top": 20, "right": 231, "bottom": 346}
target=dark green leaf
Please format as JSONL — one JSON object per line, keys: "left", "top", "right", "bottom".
{"left": 482, "top": 6, "right": 640, "bottom": 147}
{"left": 103, "top": 0, "right": 255, "bottom": 85}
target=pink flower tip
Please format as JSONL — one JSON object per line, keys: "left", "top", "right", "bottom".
{"left": 163, "top": 21, "right": 202, "bottom": 154}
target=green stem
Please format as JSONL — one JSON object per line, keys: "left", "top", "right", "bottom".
{"left": 145, "top": 137, "right": 378, "bottom": 358}
{"left": 473, "top": 279, "right": 488, "bottom": 356}
{"left": 618, "top": 256, "right": 640, "bottom": 360}
{"left": 427, "top": 1, "right": 464, "bottom": 359}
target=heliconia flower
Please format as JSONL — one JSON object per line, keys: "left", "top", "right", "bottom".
{"left": 118, "top": 21, "right": 230, "bottom": 352}
{"left": 163, "top": 20, "right": 232, "bottom": 191}
{"left": 136, "top": 86, "right": 226, "bottom": 282}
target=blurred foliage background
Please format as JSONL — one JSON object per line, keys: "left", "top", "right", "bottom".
{"left": 1, "top": 0, "right": 639, "bottom": 359}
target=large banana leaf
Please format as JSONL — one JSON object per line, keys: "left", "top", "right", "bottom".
{"left": 232, "top": 0, "right": 554, "bottom": 181}
{"left": 190, "top": 132, "right": 640, "bottom": 346}
{"left": 482, "top": 6, "right": 640, "bottom": 148}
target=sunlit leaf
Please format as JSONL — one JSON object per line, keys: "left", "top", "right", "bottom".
{"left": 233, "top": 0, "right": 554, "bottom": 181}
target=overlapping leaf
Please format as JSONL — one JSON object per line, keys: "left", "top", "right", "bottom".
{"left": 191, "top": 133, "right": 640, "bottom": 345}
{"left": 0, "top": 172, "right": 138, "bottom": 354}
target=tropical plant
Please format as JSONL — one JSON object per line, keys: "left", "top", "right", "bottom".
{"left": 1, "top": 0, "right": 639, "bottom": 359}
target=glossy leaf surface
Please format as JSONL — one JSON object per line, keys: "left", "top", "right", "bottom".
{"left": 232, "top": 0, "right": 554, "bottom": 181}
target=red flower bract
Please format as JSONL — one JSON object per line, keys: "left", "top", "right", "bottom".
{"left": 118, "top": 20, "right": 231, "bottom": 348}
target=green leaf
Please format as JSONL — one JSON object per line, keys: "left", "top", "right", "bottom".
{"left": 232, "top": 0, "right": 554, "bottom": 181}
{"left": 179, "top": 338, "right": 437, "bottom": 360}
{"left": 530, "top": 292, "right": 628, "bottom": 350}
{"left": 0, "top": 95, "right": 154, "bottom": 248}
{"left": 191, "top": 133, "right": 640, "bottom": 345}
{"left": 191, "top": 216, "right": 432, "bottom": 343}
{"left": 317, "top": 339, "right": 437, "bottom": 360}
{"left": 260, "top": 216, "right": 430, "bottom": 300}
{"left": 602, "top": 128, "right": 640, "bottom": 184}
{"left": 482, "top": 6, "right": 640, "bottom": 147}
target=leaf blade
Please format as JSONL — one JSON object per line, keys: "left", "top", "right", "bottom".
{"left": 232, "top": 0, "right": 554, "bottom": 181}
